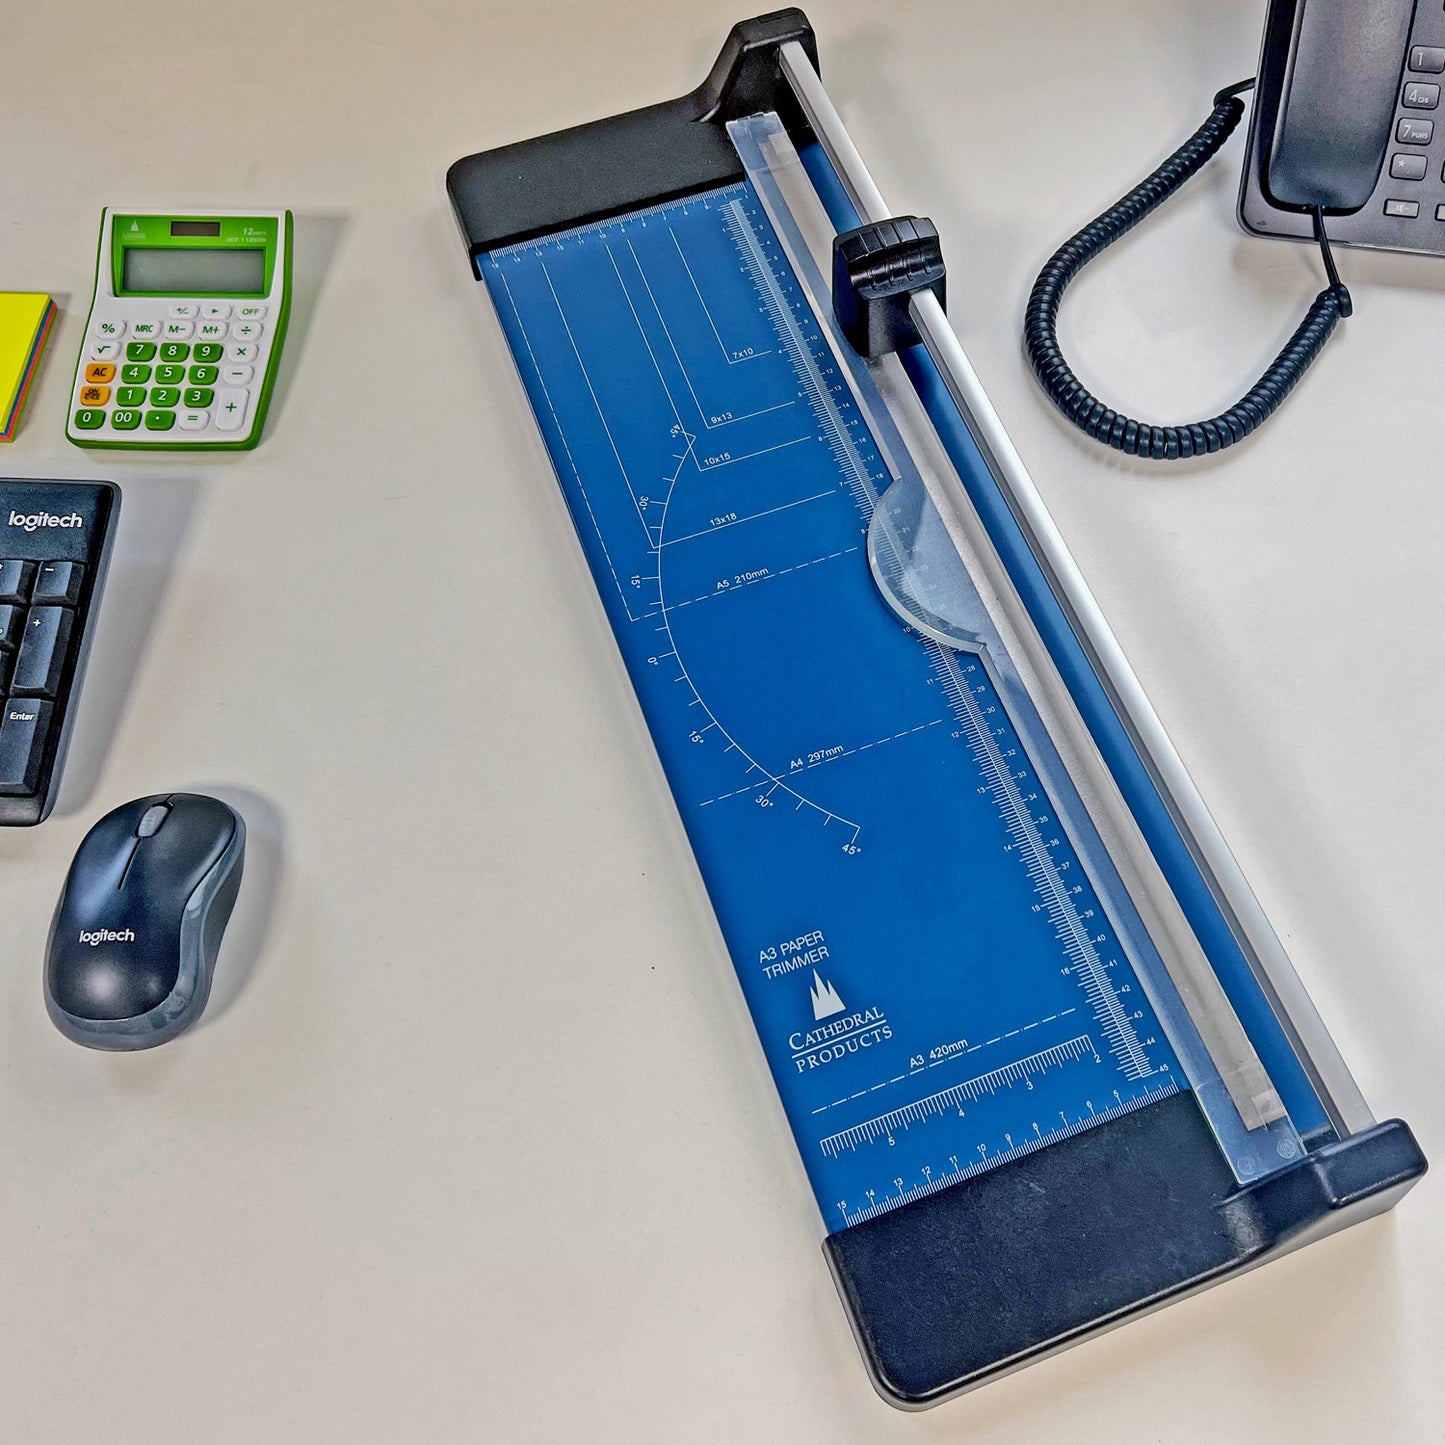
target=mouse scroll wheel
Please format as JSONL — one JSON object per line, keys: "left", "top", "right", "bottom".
{"left": 135, "top": 804, "right": 171, "bottom": 838}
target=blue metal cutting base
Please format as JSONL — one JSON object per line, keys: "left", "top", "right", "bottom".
{"left": 484, "top": 181, "right": 1184, "bottom": 1230}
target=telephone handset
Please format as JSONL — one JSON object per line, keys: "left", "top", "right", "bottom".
{"left": 1026, "top": 0, "right": 1433, "bottom": 460}
{"left": 1253, "top": 0, "right": 1415, "bottom": 215}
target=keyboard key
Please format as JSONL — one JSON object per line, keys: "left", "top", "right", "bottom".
{"left": 168, "top": 303, "right": 200, "bottom": 319}
{"left": 31, "top": 561, "right": 84, "bottom": 606}
{"left": 193, "top": 342, "right": 224, "bottom": 364}
{"left": 155, "top": 364, "right": 186, "bottom": 385}
{"left": 196, "top": 320, "right": 228, "bottom": 341}
{"left": 1391, "top": 153, "right": 1427, "bottom": 180}
{"left": 0, "top": 604, "right": 23, "bottom": 649}
{"left": 131, "top": 320, "right": 162, "bottom": 339}
{"left": 78, "top": 385, "right": 110, "bottom": 407}
{"left": 1411, "top": 46, "right": 1445, "bottom": 73}
{"left": 179, "top": 410, "right": 210, "bottom": 431}
{"left": 92, "top": 317, "right": 126, "bottom": 338}
{"left": 1398, "top": 117, "right": 1433, "bottom": 144}
{"left": 215, "top": 389, "right": 249, "bottom": 430}
{"left": 183, "top": 387, "right": 214, "bottom": 409}
{"left": 1404, "top": 82, "right": 1440, "bottom": 110}
{"left": 188, "top": 364, "right": 219, "bottom": 385}
{"left": 231, "top": 320, "right": 264, "bottom": 342}
{"left": 126, "top": 342, "right": 157, "bottom": 362}
{"left": 11, "top": 607, "right": 72, "bottom": 698}
{"left": 201, "top": 303, "right": 231, "bottom": 319}
{"left": 158, "top": 341, "right": 190, "bottom": 363}
{"left": 0, "top": 651, "right": 10, "bottom": 691}
{"left": 144, "top": 410, "right": 176, "bottom": 431}
{"left": 117, "top": 386, "right": 146, "bottom": 407}
{"left": 222, "top": 365, "right": 253, "bottom": 385}
{"left": 0, "top": 561, "right": 35, "bottom": 604}
{"left": 1385, "top": 198, "right": 1420, "bottom": 217}
{"left": 84, "top": 363, "right": 117, "bottom": 385}
{"left": 236, "top": 304, "right": 267, "bottom": 319}
{"left": 90, "top": 340, "right": 123, "bottom": 362}
{"left": 149, "top": 387, "right": 181, "bottom": 408}
{"left": 72, "top": 408, "right": 105, "bottom": 431}
{"left": 163, "top": 320, "right": 195, "bottom": 340}
{"left": 111, "top": 408, "right": 143, "bottom": 431}
{"left": 0, "top": 698, "right": 52, "bottom": 796}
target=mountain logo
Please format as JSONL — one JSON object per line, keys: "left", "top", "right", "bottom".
{"left": 808, "top": 970, "right": 846, "bottom": 1020}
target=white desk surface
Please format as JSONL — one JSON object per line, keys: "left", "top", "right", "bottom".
{"left": 3, "top": 1, "right": 1442, "bottom": 1439}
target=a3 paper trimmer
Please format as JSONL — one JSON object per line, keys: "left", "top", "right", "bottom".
{"left": 446, "top": 10, "right": 1425, "bottom": 1408}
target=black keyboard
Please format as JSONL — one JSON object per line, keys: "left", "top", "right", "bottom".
{"left": 0, "top": 480, "right": 119, "bottom": 825}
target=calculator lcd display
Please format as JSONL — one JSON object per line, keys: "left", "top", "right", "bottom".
{"left": 120, "top": 246, "right": 265, "bottom": 296}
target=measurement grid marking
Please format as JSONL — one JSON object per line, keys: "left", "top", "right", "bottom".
{"left": 836, "top": 1078, "right": 1181, "bottom": 1226}
{"left": 930, "top": 645, "right": 1156, "bottom": 1083}
{"left": 489, "top": 185, "right": 741, "bottom": 259}
{"left": 538, "top": 258, "right": 656, "bottom": 551}
{"left": 722, "top": 198, "right": 881, "bottom": 513}
{"left": 624, "top": 238, "right": 792, "bottom": 431}
{"left": 493, "top": 268, "right": 638, "bottom": 622}
{"left": 699, "top": 717, "right": 944, "bottom": 807}
{"left": 488, "top": 179, "right": 1186, "bottom": 1233}
{"left": 650, "top": 438, "right": 862, "bottom": 845}
{"left": 648, "top": 545, "right": 860, "bottom": 615}
{"left": 820, "top": 1037, "right": 1098, "bottom": 1158}
{"left": 670, "top": 227, "right": 772, "bottom": 365}
{"left": 659, "top": 484, "right": 829, "bottom": 548}
{"left": 808, "top": 1007, "right": 1080, "bottom": 1115}
{"left": 587, "top": 198, "right": 866, "bottom": 844}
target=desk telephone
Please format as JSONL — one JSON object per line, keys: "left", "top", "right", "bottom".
{"left": 1027, "top": 0, "right": 1436, "bottom": 458}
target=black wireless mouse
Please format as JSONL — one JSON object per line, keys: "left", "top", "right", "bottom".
{"left": 45, "top": 793, "right": 245, "bottom": 1050}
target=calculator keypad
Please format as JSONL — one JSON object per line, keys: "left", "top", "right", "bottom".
{"left": 73, "top": 301, "right": 270, "bottom": 442}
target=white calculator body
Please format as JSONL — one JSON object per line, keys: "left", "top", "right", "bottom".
{"left": 67, "top": 208, "right": 292, "bottom": 450}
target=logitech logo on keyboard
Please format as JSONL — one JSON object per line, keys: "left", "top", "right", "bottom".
{"left": 8, "top": 510, "right": 83, "bottom": 532}
{"left": 79, "top": 928, "right": 135, "bottom": 946}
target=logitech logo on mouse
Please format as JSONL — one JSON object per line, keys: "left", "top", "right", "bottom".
{"left": 9, "top": 510, "right": 83, "bottom": 531}
{"left": 78, "top": 928, "right": 135, "bottom": 946}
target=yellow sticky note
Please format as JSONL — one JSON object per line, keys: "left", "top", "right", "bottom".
{"left": 0, "top": 293, "right": 57, "bottom": 442}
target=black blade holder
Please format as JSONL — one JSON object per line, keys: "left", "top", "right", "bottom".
{"left": 832, "top": 216, "right": 946, "bottom": 358}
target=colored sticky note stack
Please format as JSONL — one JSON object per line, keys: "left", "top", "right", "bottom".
{"left": 0, "top": 293, "right": 57, "bottom": 442}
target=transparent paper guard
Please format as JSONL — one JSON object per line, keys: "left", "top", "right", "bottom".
{"left": 729, "top": 110, "right": 1305, "bottom": 1182}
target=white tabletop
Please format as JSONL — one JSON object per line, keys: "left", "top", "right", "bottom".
{"left": 2, "top": 1, "right": 1441, "bottom": 1440}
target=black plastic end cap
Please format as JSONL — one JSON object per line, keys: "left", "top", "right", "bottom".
{"left": 832, "top": 217, "right": 946, "bottom": 358}
{"left": 692, "top": 8, "right": 819, "bottom": 126}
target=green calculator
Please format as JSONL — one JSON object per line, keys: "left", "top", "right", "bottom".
{"left": 67, "top": 208, "right": 292, "bottom": 450}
